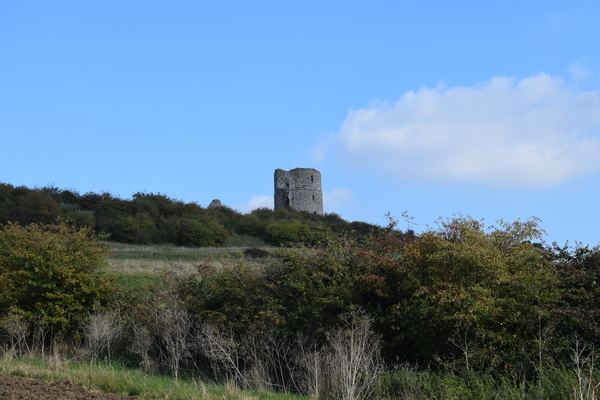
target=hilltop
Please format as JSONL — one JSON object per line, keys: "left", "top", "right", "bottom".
{"left": 0, "top": 183, "right": 397, "bottom": 247}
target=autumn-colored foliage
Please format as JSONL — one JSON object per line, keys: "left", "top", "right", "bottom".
{"left": 356, "top": 216, "right": 559, "bottom": 367}
{"left": 182, "top": 215, "right": 564, "bottom": 371}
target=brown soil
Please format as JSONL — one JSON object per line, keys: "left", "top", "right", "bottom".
{"left": 0, "top": 374, "right": 147, "bottom": 400}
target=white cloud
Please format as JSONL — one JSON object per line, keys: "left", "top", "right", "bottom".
{"left": 322, "top": 73, "right": 600, "bottom": 189}
{"left": 323, "top": 188, "right": 353, "bottom": 210}
{"left": 569, "top": 60, "right": 593, "bottom": 81}
{"left": 310, "top": 140, "right": 329, "bottom": 164}
{"left": 235, "top": 195, "right": 273, "bottom": 213}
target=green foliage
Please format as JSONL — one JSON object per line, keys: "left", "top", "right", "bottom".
{"left": 112, "top": 215, "right": 156, "bottom": 244}
{"left": 269, "top": 237, "right": 362, "bottom": 335}
{"left": 63, "top": 210, "right": 96, "bottom": 229}
{"left": 236, "top": 213, "right": 266, "bottom": 237}
{"left": 174, "top": 218, "right": 230, "bottom": 247}
{"left": 4, "top": 211, "right": 600, "bottom": 397}
{"left": 0, "top": 221, "right": 114, "bottom": 333}
{"left": 0, "top": 184, "right": 61, "bottom": 226}
{"left": 375, "top": 367, "right": 579, "bottom": 400}
{"left": 243, "top": 247, "right": 270, "bottom": 259}
{"left": 354, "top": 216, "right": 559, "bottom": 367}
{"left": 111, "top": 272, "right": 158, "bottom": 296}
{"left": 188, "top": 259, "right": 280, "bottom": 331}
{"left": 183, "top": 235, "right": 362, "bottom": 342}
{"left": 550, "top": 243, "right": 600, "bottom": 352}
{"left": 264, "top": 220, "right": 317, "bottom": 246}
{"left": 187, "top": 215, "right": 561, "bottom": 371}
{"left": 225, "top": 234, "right": 269, "bottom": 247}
{"left": 0, "top": 357, "right": 306, "bottom": 400}
{"left": 206, "top": 204, "right": 241, "bottom": 234}
{"left": 0, "top": 183, "right": 383, "bottom": 247}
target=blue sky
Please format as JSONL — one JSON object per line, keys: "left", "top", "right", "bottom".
{"left": 2, "top": 1, "right": 600, "bottom": 246}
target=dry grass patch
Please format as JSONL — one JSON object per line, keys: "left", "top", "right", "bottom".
{"left": 105, "top": 241, "right": 275, "bottom": 276}
{"left": 106, "top": 259, "right": 201, "bottom": 275}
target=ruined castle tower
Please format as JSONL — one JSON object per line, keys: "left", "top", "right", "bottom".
{"left": 274, "top": 168, "right": 323, "bottom": 215}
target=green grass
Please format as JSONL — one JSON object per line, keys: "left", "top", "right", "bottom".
{"left": 374, "top": 368, "right": 580, "bottom": 400}
{"left": 110, "top": 272, "right": 158, "bottom": 294}
{"left": 225, "top": 235, "right": 271, "bottom": 248}
{"left": 105, "top": 241, "right": 235, "bottom": 262}
{"left": 1, "top": 355, "right": 586, "bottom": 400}
{"left": 0, "top": 356, "right": 306, "bottom": 400}
{"left": 105, "top": 235, "right": 271, "bottom": 261}
{"left": 104, "top": 237, "right": 276, "bottom": 293}
{"left": 104, "top": 236, "right": 275, "bottom": 279}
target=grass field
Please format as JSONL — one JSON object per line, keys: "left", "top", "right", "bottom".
{"left": 105, "top": 235, "right": 272, "bottom": 271}
{"left": 104, "top": 235, "right": 274, "bottom": 293}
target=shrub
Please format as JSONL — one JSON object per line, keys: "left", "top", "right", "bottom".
{"left": 243, "top": 248, "right": 270, "bottom": 259}
{"left": 112, "top": 214, "right": 156, "bottom": 244}
{"left": 264, "top": 220, "right": 315, "bottom": 246}
{"left": 7, "top": 189, "right": 61, "bottom": 225}
{"left": 0, "top": 220, "right": 114, "bottom": 334}
{"left": 236, "top": 214, "right": 266, "bottom": 237}
{"left": 354, "top": 216, "right": 559, "bottom": 368}
{"left": 63, "top": 210, "right": 96, "bottom": 229}
{"left": 176, "top": 218, "right": 230, "bottom": 247}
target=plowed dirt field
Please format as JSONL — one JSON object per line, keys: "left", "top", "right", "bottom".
{"left": 0, "top": 374, "right": 146, "bottom": 399}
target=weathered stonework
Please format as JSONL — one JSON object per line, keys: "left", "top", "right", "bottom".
{"left": 208, "top": 199, "right": 222, "bottom": 208}
{"left": 274, "top": 168, "right": 323, "bottom": 215}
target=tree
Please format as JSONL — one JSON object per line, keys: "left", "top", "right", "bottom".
{"left": 550, "top": 243, "right": 600, "bottom": 355}
{"left": 0, "top": 220, "right": 114, "bottom": 334}
{"left": 356, "top": 216, "right": 559, "bottom": 368}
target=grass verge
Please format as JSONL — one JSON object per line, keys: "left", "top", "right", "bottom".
{"left": 0, "top": 355, "right": 306, "bottom": 400}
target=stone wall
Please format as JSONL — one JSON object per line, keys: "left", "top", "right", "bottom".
{"left": 274, "top": 168, "right": 323, "bottom": 215}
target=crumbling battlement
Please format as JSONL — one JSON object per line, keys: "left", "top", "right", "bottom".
{"left": 274, "top": 168, "right": 323, "bottom": 215}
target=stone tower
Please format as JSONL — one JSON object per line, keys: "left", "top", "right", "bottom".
{"left": 274, "top": 168, "right": 323, "bottom": 215}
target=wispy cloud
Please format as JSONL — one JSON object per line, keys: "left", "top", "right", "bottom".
{"left": 323, "top": 188, "right": 353, "bottom": 211}
{"left": 319, "top": 73, "right": 600, "bottom": 188}
{"left": 310, "top": 140, "right": 330, "bottom": 164}
{"left": 235, "top": 195, "right": 273, "bottom": 213}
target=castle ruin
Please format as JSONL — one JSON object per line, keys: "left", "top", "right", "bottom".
{"left": 274, "top": 168, "right": 323, "bottom": 215}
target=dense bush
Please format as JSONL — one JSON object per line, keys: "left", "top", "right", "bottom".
{"left": 181, "top": 216, "right": 569, "bottom": 371}
{"left": 264, "top": 220, "right": 316, "bottom": 246}
{"left": 176, "top": 218, "right": 230, "bottom": 247}
{"left": 357, "top": 217, "right": 559, "bottom": 368}
{"left": 549, "top": 243, "right": 600, "bottom": 359}
{"left": 0, "top": 221, "right": 114, "bottom": 334}
{"left": 243, "top": 247, "right": 270, "bottom": 259}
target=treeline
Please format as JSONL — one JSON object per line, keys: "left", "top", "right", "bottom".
{"left": 0, "top": 183, "right": 384, "bottom": 247}
{"left": 184, "top": 216, "right": 600, "bottom": 370}
{"left": 3, "top": 217, "right": 600, "bottom": 398}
